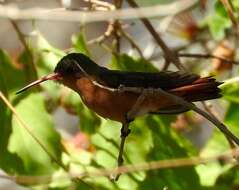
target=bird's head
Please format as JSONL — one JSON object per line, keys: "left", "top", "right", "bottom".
{"left": 16, "top": 53, "right": 100, "bottom": 94}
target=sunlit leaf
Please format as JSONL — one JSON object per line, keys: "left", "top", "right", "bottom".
{"left": 207, "top": 1, "right": 231, "bottom": 40}
{"left": 0, "top": 76, "right": 24, "bottom": 173}
{"left": 90, "top": 115, "right": 200, "bottom": 190}
{"left": 8, "top": 93, "right": 63, "bottom": 175}
{"left": 221, "top": 83, "right": 239, "bottom": 104}
{"left": 196, "top": 102, "right": 239, "bottom": 187}
{"left": 224, "top": 103, "right": 239, "bottom": 135}
{"left": 110, "top": 54, "right": 158, "bottom": 72}
{"left": 138, "top": 115, "right": 201, "bottom": 190}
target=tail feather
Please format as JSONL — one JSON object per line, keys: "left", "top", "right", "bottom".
{"left": 169, "top": 77, "right": 222, "bottom": 102}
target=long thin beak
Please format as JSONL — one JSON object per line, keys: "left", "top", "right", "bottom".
{"left": 16, "top": 73, "right": 61, "bottom": 94}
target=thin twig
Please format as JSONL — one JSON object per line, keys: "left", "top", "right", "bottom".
{"left": 10, "top": 20, "right": 37, "bottom": 80}
{"left": 85, "top": 0, "right": 115, "bottom": 10}
{"left": 1, "top": 147, "right": 239, "bottom": 185}
{"left": 0, "top": 0, "right": 197, "bottom": 23}
{"left": 178, "top": 53, "right": 239, "bottom": 65}
{"left": 111, "top": 0, "right": 123, "bottom": 54}
{"left": 87, "top": 21, "right": 115, "bottom": 44}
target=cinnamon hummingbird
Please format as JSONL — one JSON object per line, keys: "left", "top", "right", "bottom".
{"left": 16, "top": 53, "right": 239, "bottom": 162}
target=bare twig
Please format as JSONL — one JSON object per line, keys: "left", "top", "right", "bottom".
{"left": 112, "top": 0, "right": 123, "bottom": 53}
{"left": 1, "top": 147, "right": 239, "bottom": 185}
{"left": 87, "top": 147, "right": 239, "bottom": 177}
{"left": 84, "top": 0, "right": 115, "bottom": 10}
{"left": 0, "top": 0, "right": 197, "bottom": 23}
{"left": 88, "top": 21, "right": 115, "bottom": 44}
{"left": 178, "top": 53, "right": 239, "bottom": 65}
{"left": 10, "top": 20, "right": 37, "bottom": 80}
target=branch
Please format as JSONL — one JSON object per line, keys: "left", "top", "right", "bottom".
{"left": 10, "top": 20, "right": 37, "bottom": 81}
{"left": 178, "top": 53, "right": 239, "bottom": 65}
{"left": 1, "top": 147, "right": 239, "bottom": 185}
{"left": 0, "top": 0, "right": 197, "bottom": 23}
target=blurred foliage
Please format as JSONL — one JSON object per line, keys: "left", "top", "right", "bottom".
{"left": 1, "top": 0, "right": 239, "bottom": 190}
{"left": 207, "top": 1, "right": 232, "bottom": 40}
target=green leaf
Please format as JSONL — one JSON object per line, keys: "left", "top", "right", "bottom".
{"left": 196, "top": 102, "right": 239, "bottom": 187}
{"left": 0, "top": 77, "right": 24, "bottom": 173}
{"left": 72, "top": 32, "right": 91, "bottom": 56}
{"left": 207, "top": 1, "right": 231, "bottom": 40}
{"left": 207, "top": 14, "right": 231, "bottom": 40}
{"left": 0, "top": 49, "right": 26, "bottom": 96}
{"left": 215, "top": 1, "right": 228, "bottom": 17}
{"left": 196, "top": 132, "right": 230, "bottom": 187}
{"left": 224, "top": 102, "right": 239, "bottom": 137}
{"left": 221, "top": 83, "right": 239, "bottom": 104}
{"left": 90, "top": 115, "right": 200, "bottom": 190}
{"left": 90, "top": 119, "right": 149, "bottom": 190}
{"left": 232, "top": 0, "right": 239, "bottom": 10}
{"left": 8, "top": 93, "right": 63, "bottom": 175}
{"left": 0, "top": 50, "right": 24, "bottom": 174}
{"left": 110, "top": 54, "right": 158, "bottom": 72}
{"left": 138, "top": 115, "right": 201, "bottom": 190}
{"left": 214, "top": 166, "right": 239, "bottom": 190}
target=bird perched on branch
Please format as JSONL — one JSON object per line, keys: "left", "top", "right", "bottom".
{"left": 17, "top": 53, "right": 239, "bottom": 179}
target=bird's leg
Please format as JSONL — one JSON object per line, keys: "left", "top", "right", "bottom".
{"left": 114, "top": 121, "right": 130, "bottom": 181}
{"left": 114, "top": 89, "right": 147, "bottom": 180}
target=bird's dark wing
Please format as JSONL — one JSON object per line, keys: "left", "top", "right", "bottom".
{"left": 97, "top": 67, "right": 200, "bottom": 90}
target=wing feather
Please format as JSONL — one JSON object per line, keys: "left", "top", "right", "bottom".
{"left": 98, "top": 68, "right": 200, "bottom": 90}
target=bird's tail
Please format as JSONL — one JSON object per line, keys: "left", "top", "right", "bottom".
{"left": 169, "top": 77, "right": 223, "bottom": 102}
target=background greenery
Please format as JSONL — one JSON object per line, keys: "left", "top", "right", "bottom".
{"left": 1, "top": 0, "right": 239, "bottom": 189}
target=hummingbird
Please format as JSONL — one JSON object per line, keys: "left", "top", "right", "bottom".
{"left": 17, "top": 53, "right": 223, "bottom": 122}
{"left": 17, "top": 53, "right": 239, "bottom": 175}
